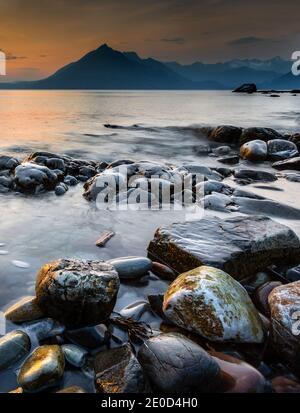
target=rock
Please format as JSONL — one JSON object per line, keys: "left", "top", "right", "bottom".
{"left": 217, "top": 155, "right": 240, "bottom": 165}
{"left": 64, "top": 175, "right": 78, "bottom": 186}
{"left": 45, "top": 158, "right": 66, "bottom": 172}
{"left": 240, "top": 127, "right": 282, "bottom": 146}
{"left": 204, "top": 193, "right": 233, "bottom": 212}
{"left": 196, "top": 180, "right": 232, "bottom": 196}
{"left": 14, "top": 163, "right": 59, "bottom": 194}
{"left": 214, "top": 167, "right": 232, "bottom": 177}
{"left": 270, "top": 94, "right": 280, "bottom": 98}
{"left": 120, "top": 301, "right": 150, "bottom": 320}
{"left": 83, "top": 172, "right": 126, "bottom": 201}
{"left": 4, "top": 296, "right": 44, "bottom": 323}
{"left": 213, "top": 146, "right": 232, "bottom": 156}
{"left": 272, "top": 376, "right": 300, "bottom": 393}
{"left": 232, "top": 196, "right": 300, "bottom": 219}
{"left": 148, "top": 215, "right": 300, "bottom": 280}
{"left": 55, "top": 183, "right": 68, "bottom": 196}
{"left": 35, "top": 259, "right": 120, "bottom": 328}
{"left": 272, "top": 156, "right": 300, "bottom": 171}
{"left": 107, "top": 159, "right": 135, "bottom": 169}
{"left": 234, "top": 169, "right": 277, "bottom": 183}
{"left": 138, "top": 333, "right": 220, "bottom": 393}
{"left": 24, "top": 318, "right": 65, "bottom": 341}
{"left": 18, "top": 345, "right": 65, "bottom": 393}
{"left": 286, "top": 265, "right": 300, "bottom": 282}
{"left": 268, "top": 282, "right": 300, "bottom": 367}
{"left": 233, "top": 83, "right": 257, "bottom": 93}
{"left": 240, "top": 140, "right": 268, "bottom": 162}
{"left": 252, "top": 282, "right": 282, "bottom": 317}
{"left": 147, "top": 294, "right": 166, "bottom": 320}
{"left": 0, "top": 155, "right": 19, "bottom": 171}
{"left": 0, "top": 330, "right": 31, "bottom": 370}
{"left": 108, "top": 257, "right": 152, "bottom": 280}
{"left": 210, "top": 351, "right": 267, "bottom": 393}
{"left": 151, "top": 262, "right": 177, "bottom": 281}
{"left": 62, "top": 344, "right": 87, "bottom": 368}
{"left": 163, "top": 266, "right": 264, "bottom": 343}
{"left": 289, "top": 133, "right": 300, "bottom": 151}
{"left": 65, "top": 324, "right": 110, "bottom": 349}
{"left": 79, "top": 165, "right": 96, "bottom": 178}
{"left": 283, "top": 172, "right": 300, "bottom": 182}
{"left": 9, "top": 387, "right": 23, "bottom": 393}
{"left": 57, "top": 386, "right": 87, "bottom": 393}
{"left": 209, "top": 126, "right": 242, "bottom": 144}
{"left": 268, "top": 139, "right": 298, "bottom": 161}
{"left": 94, "top": 344, "right": 147, "bottom": 393}
{"left": 176, "top": 164, "right": 223, "bottom": 181}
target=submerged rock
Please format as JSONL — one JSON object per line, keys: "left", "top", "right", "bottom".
{"left": 151, "top": 262, "right": 177, "bottom": 281}
{"left": 148, "top": 215, "right": 300, "bottom": 280}
{"left": 35, "top": 259, "right": 119, "bottom": 328}
{"left": 272, "top": 156, "right": 300, "bottom": 171}
{"left": 18, "top": 345, "right": 65, "bottom": 393}
{"left": 94, "top": 344, "right": 147, "bottom": 393}
{"left": 240, "top": 140, "right": 268, "bottom": 162}
{"left": 108, "top": 256, "right": 152, "bottom": 280}
{"left": 234, "top": 169, "right": 277, "bottom": 183}
{"left": 267, "top": 139, "right": 298, "bottom": 161}
{"left": 24, "top": 318, "right": 65, "bottom": 341}
{"left": 65, "top": 324, "right": 109, "bottom": 349}
{"left": 4, "top": 296, "right": 44, "bottom": 323}
{"left": 55, "top": 182, "right": 68, "bottom": 196}
{"left": 138, "top": 333, "right": 220, "bottom": 393}
{"left": 62, "top": 344, "right": 87, "bottom": 368}
{"left": 163, "top": 266, "right": 264, "bottom": 343}
{"left": 233, "top": 83, "right": 257, "bottom": 93}
{"left": 0, "top": 330, "right": 31, "bottom": 370}
{"left": 14, "top": 162, "right": 59, "bottom": 194}
{"left": 240, "top": 127, "right": 282, "bottom": 146}
{"left": 208, "top": 125, "right": 242, "bottom": 144}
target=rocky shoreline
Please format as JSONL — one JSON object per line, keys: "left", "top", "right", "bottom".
{"left": 1, "top": 124, "right": 300, "bottom": 393}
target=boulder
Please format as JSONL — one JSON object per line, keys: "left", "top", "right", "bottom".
{"left": 0, "top": 155, "right": 19, "bottom": 171}
{"left": 289, "top": 133, "right": 300, "bottom": 151}
{"left": 208, "top": 125, "right": 242, "bottom": 144}
{"left": 148, "top": 215, "right": 300, "bottom": 280}
{"left": 0, "top": 330, "right": 31, "bottom": 370}
{"left": 240, "top": 127, "right": 282, "bottom": 146}
{"left": 163, "top": 266, "right": 264, "bottom": 343}
{"left": 94, "top": 344, "right": 147, "bottom": 393}
{"left": 137, "top": 333, "right": 220, "bottom": 393}
{"left": 35, "top": 259, "right": 120, "bottom": 328}
{"left": 14, "top": 162, "right": 59, "bottom": 194}
{"left": 234, "top": 169, "right": 277, "bottom": 183}
{"left": 4, "top": 296, "right": 44, "bottom": 323}
{"left": 18, "top": 345, "right": 65, "bottom": 393}
{"left": 268, "top": 282, "right": 300, "bottom": 367}
{"left": 233, "top": 83, "right": 257, "bottom": 93}
{"left": 272, "top": 156, "right": 300, "bottom": 171}
{"left": 267, "top": 139, "right": 298, "bottom": 161}
{"left": 65, "top": 324, "right": 110, "bottom": 349}
{"left": 240, "top": 140, "right": 268, "bottom": 162}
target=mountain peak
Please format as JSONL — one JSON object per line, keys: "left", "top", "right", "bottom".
{"left": 96, "top": 43, "right": 113, "bottom": 52}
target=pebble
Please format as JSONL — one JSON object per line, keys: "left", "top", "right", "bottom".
{"left": 62, "top": 344, "right": 88, "bottom": 368}
{"left": 4, "top": 296, "right": 44, "bottom": 323}
{"left": 0, "top": 330, "right": 31, "bottom": 371}
{"left": 108, "top": 256, "right": 152, "bottom": 280}
{"left": 151, "top": 262, "right": 177, "bottom": 281}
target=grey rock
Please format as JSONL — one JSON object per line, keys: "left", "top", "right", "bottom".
{"left": 234, "top": 169, "right": 277, "bottom": 182}
{"left": 24, "top": 318, "right": 65, "bottom": 341}
{"left": 272, "top": 156, "right": 300, "bottom": 171}
{"left": 62, "top": 344, "right": 87, "bottom": 368}
{"left": 217, "top": 155, "right": 240, "bottom": 165}
{"left": 240, "top": 140, "right": 268, "bottom": 162}
{"left": 4, "top": 296, "right": 44, "bottom": 323}
{"left": 148, "top": 215, "right": 300, "bottom": 281}
{"left": 268, "top": 139, "right": 299, "bottom": 161}
{"left": 55, "top": 183, "right": 68, "bottom": 196}
{"left": 45, "top": 158, "right": 66, "bottom": 172}
{"left": 209, "top": 125, "right": 242, "bottom": 143}
{"left": 65, "top": 324, "right": 109, "bottom": 349}
{"left": 0, "top": 155, "right": 19, "bottom": 171}
{"left": 240, "top": 127, "right": 282, "bottom": 146}
{"left": 14, "top": 162, "right": 59, "bottom": 194}
{"left": 108, "top": 256, "right": 152, "bottom": 280}
{"left": 286, "top": 265, "right": 300, "bottom": 282}
{"left": 64, "top": 175, "right": 78, "bottom": 186}
{"left": 0, "top": 330, "right": 31, "bottom": 370}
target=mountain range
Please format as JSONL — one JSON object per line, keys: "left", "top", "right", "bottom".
{"left": 0, "top": 44, "right": 299, "bottom": 90}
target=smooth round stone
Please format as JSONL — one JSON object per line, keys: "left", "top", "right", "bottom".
{"left": 253, "top": 281, "right": 283, "bottom": 317}
{"left": 0, "top": 330, "right": 31, "bottom": 370}
{"left": 18, "top": 345, "right": 65, "bottom": 393}
{"left": 65, "top": 324, "right": 110, "bottom": 349}
{"left": 120, "top": 301, "right": 150, "bottom": 320}
{"left": 138, "top": 333, "right": 220, "bottom": 393}
{"left": 213, "top": 146, "right": 232, "bottom": 156}
{"left": 163, "top": 266, "right": 264, "bottom": 343}
{"left": 35, "top": 259, "right": 120, "bottom": 328}
{"left": 55, "top": 183, "right": 68, "bottom": 196}
{"left": 108, "top": 256, "right": 152, "bottom": 280}
{"left": 268, "top": 139, "right": 299, "bottom": 161}
{"left": 62, "top": 344, "right": 87, "bottom": 368}
{"left": 24, "top": 318, "right": 65, "bottom": 341}
{"left": 240, "top": 140, "right": 268, "bottom": 162}
{"left": 210, "top": 351, "right": 267, "bottom": 393}
{"left": 4, "top": 296, "right": 44, "bottom": 323}
{"left": 64, "top": 175, "right": 78, "bottom": 186}
{"left": 286, "top": 265, "right": 300, "bottom": 282}
{"left": 151, "top": 262, "right": 177, "bottom": 281}
{"left": 57, "top": 386, "right": 87, "bottom": 393}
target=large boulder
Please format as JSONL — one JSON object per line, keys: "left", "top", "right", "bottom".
{"left": 272, "top": 156, "right": 300, "bottom": 171}
{"left": 233, "top": 83, "right": 257, "bottom": 93}
{"left": 137, "top": 333, "right": 220, "bottom": 393}
{"left": 163, "top": 266, "right": 264, "bottom": 343}
{"left": 240, "top": 127, "right": 282, "bottom": 146}
{"left": 148, "top": 216, "right": 300, "bottom": 281}
{"left": 14, "top": 162, "right": 59, "bottom": 194}
{"left": 240, "top": 140, "right": 268, "bottom": 162}
{"left": 35, "top": 259, "right": 120, "bottom": 328}
{"left": 208, "top": 125, "right": 242, "bottom": 144}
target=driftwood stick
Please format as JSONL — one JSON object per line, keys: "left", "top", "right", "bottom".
{"left": 95, "top": 230, "right": 115, "bottom": 247}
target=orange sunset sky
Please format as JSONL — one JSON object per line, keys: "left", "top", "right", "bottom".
{"left": 1, "top": 0, "right": 300, "bottom": 81}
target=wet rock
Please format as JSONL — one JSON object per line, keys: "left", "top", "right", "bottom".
{"left": 283, "top": 172, "right": 300, "bottom": 182}
{"left": 217, "top": 155, "right": 240, "bottom": 165}
{"left": 196, "top": 180, "right": 232, "bottom": 196}
{"left": 211, "top": 351, "right": 267, "bottom": 393}
{"left": 45, "top": 158, "right": 66, "bottom": 172}
{"left": 83, "top": 172, "right": 126, "bottom": 201}
{"left": 79, "top": 165, "right": 96, "bottom": 179}
{"left": 234, "top": 169, "right": 277, "bottom": 183}
{"left": 36, "top": 259, "right": 119, "bottom": 328}
{"left": 62, "top": 344, "right": 87, "bottom": 368}
{"left": 14, "top": 162, "right": 59, "bottom": 194}
{"left": 209, "top": 125, "right": 242, "bottom": 144}
{"left": 232, "top": 196, "right": 300, "bottom": 219}
{"left": 64, "top": 175, "right": 78, "bottom": 186}
{"left": 57, "top": 386, "right": 87, "bottom": 393}
{"left": 138, "top": 333, "right": 220, "bottom": 393}
{"left": 268, "top": 139, "right": 298, "bottom": 161}
{"left": 0, "top": 330, "right": 31, "bottom": 370}
{"left": 55, "top": 182, "right": 68, "bottom": 196}
{"left": 94, "top": 344, "right": 147, "bottom": 393}
{"left": 289, "top": 133, "right": 300, "bottom": 151}
{"left": 268, "top": 282, "right": 300, "bottom": 366}
{"left": 18, "top": 345, "right": 65, "bottom": 393}
{"left": 120, "top": 301, "right": 150, "bottom": 320}
{"left": 65, "top": 324, "right": 110, "bottom": 349}
{"left": 0, "top": 174, "right": 14, "bottom": 192}
{"left": 4, "top": 296, "right": 44, "bottom": 323}
{"left": 176, "top": 164, "right": 223, "bottom": 181}
{"left": 0, "top": 155, "right": 19, "bottom": 171}
{"left": 24, "top": 318, "right": 65, "bottom": 341}
{"left": 240, "top": 127, "right": 282, "bottom": 146}
{"left": 286, "top": 265, "right": 300, "bottom": 282}
{"left": 233, "top": 83, "right": 257, "bottom": 93}
{"left": 272, "top": 156, "right": 300, "bottom": 171}
{"left": 213, "top": 146, "right": 232, "bottom": 156}
{"left": 204, "top": 193, "right": 233, "bottom": 212}
{"left": 214, "top": 167, "right": 232, "bottom": 177}
{"left": 107, "top": 159, "right": 135, "bottom": 169}
{"left": 147, "top": 294, "right": 166, "bottom": 320}
{"left": 271, "top": 376, "right": 300, "bottom": 393}
{"left": 148, "top": 215, "right": 300, "bottom": 280}
{"left": 163, "top": 266, "right": 264, "bottom": 343}
{"left": 108, "top": 256, "right": 152, "bottom": 280}
{"left": 240, "top": 140, "right": 268, "bottom": 162}
{"left": 252, "top": 282, "right": 282, "bottom": 317}
{"left": 151, "top": 262, "right": 176, "bottom": 281}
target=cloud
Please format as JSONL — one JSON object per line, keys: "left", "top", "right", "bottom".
{"left": 229, "top": 36, "right": 280, "bottom": 46}
{"left": 0, "top": 51, "right": 28, "bottom": 60}
{"left": 160, "top": 37, "right": 186, "bottom": 44}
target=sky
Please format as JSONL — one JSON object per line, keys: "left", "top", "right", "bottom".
{"left": 1, "top": 0, "right": 300, "bottom": 80}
